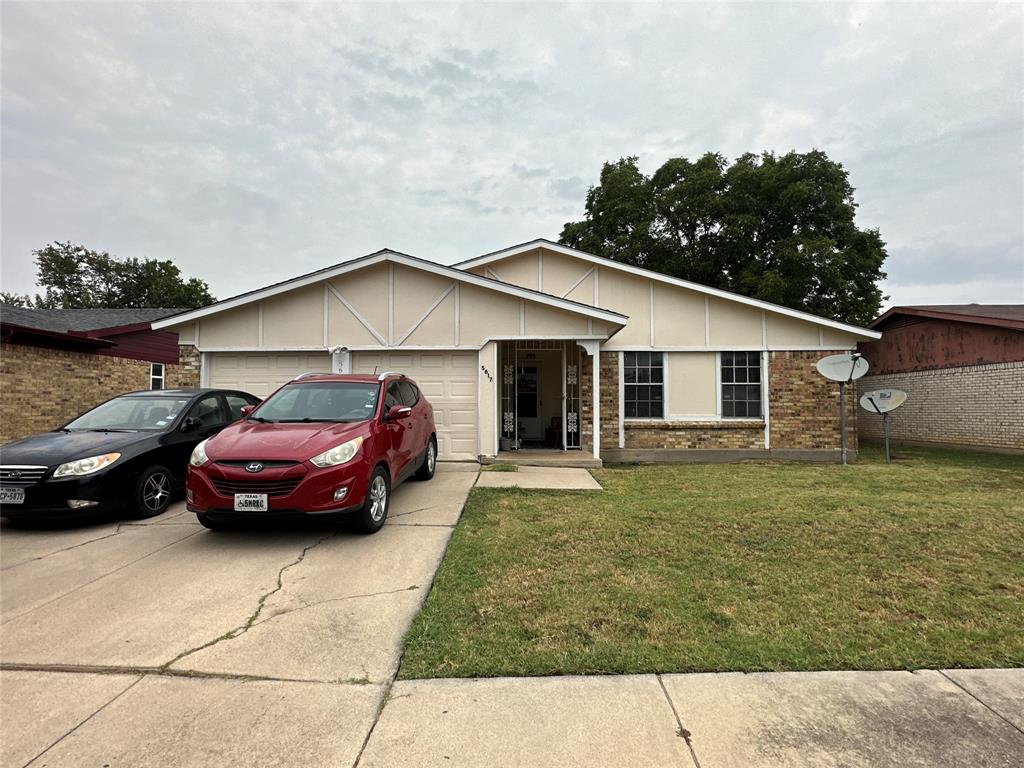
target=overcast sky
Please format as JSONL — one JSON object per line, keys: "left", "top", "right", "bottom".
{"left": 3, "top": 2, "right": 1022, "bottom": 311}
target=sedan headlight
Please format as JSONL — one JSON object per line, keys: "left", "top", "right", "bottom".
{"left": 53, "top": 452, "right": 121, "bottom": 478}
{"left": 189, "top": 439, "right": 210, "bottom": 467}
{"left": 310, "top": 436, "right": 364, "bottom": 468}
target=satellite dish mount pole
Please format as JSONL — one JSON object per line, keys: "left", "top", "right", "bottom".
{"left": 839, "top": 354, "right": 860, "bottom": 466}
{"left": 840, "top": 379, "right": 848, "bottom": 466}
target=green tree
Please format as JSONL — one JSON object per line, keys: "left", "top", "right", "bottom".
{"left": 22, "top": 242, "right": 215, "bottom": 309}
{"left": 560, "top": 151, "right": 887, "bottom": 326}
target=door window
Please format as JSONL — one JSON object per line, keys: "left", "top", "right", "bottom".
{"left": 398, "top": 381, "right": 420, "bottom": 406}
{"left": 225, "top": 394, "right": 256, "bottom": 421}
{"left": 384, "top": 382, "right": 404, "bottom": 411}
{"left": 186, "top": 394, "right": 226, "bottom": 429}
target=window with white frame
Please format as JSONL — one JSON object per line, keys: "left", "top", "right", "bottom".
{"left": 720, "top": 352, "right": 762, "bottom": 418}
{"left": 623, "top": 352, "right": 663, "bottom": 418}
{"left": 150, "top": 363, "right": 165, "bottom": 390}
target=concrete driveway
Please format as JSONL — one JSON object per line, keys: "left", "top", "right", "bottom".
{"left": 0, "top": 463, "right": 477, "bottom": 768}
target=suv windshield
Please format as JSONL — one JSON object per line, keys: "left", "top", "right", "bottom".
{"left": 65, "top": 396, "right": 191, "bottom": 432}
{"left": 252, "top": 382, "right": 380, "bottom": 423}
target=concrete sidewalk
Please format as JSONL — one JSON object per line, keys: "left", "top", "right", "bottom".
{"left": 358, "top": 669, "right": 1024, "bottom": 767}
{"left": 475, "top": 465, "right": 601, "bottom": 490}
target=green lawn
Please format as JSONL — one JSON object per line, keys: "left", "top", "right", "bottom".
{"left": 400, "top": 445, "right": 1024, "bottom": 679}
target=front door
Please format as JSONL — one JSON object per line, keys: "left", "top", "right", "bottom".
{"left": 515, "top": 364, "right": 542, "bottom": 440}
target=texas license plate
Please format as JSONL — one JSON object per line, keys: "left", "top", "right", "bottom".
{"left": 0, "top": 487, "right": 25, "bottom": 505}
{"left": 234, "top": 493, "right": 268, "bottom": 512}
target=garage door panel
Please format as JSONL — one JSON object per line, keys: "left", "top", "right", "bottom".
{"left": 209, "top": 352, "right": 331, "bottom": 398}
{"left": 353, "top": 350, "right": 477, "bottom": 461}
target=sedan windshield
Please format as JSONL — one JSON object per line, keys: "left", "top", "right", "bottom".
{"left": 65, "top": 397, "right": 191, "bottom": 432}
{"left": 252, "top": 382, "right": 380, "bottom": 423}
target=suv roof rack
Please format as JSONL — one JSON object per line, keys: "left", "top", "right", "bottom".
{"left": 293, "top": 371, "right": 334, "bottom": 380}
{"left": 377, "top": 370, "right": 405, "bottom": 381}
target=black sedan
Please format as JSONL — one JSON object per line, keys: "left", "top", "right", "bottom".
{"left": 0, "top": 388, "right": 260, "bottom": 521}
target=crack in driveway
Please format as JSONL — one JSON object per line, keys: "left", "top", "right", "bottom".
{"left": 1, "top": 523, "right": 132, "bottom": 572}
{"left": 250, "top": 584, "right": 420, "bottom": 628}
{"left": 161, "top": 530, "right": 339, "bottom": 670}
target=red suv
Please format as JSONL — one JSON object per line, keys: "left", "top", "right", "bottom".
{"left": 186, "top": 372, "right": 437, "bottom": 533}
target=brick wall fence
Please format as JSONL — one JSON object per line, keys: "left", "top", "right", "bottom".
{"left": 0, "top": 343, "right": 200, "bottom": 444}
{"left": 857, "top": 361, "right": 1024, "bottom": 450}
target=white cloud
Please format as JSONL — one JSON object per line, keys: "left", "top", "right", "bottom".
{"left": 2, "top": 2, "right": 1021, "bottom": 312}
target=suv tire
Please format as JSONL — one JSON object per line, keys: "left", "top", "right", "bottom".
{"left": 415, "top": 436, "right": 437, "bottom": 481}
{"left": 350, "top": 467, "right": 390, "bottom": 534}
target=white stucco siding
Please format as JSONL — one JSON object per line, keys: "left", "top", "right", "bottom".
{"left": 261, "top": 284, "right": 324, "bottom": 348}
{"left": 199, "top": 305, "right": 260, "bottom": 348}
{"left": 665, "top": 352, "right": 718, "bottom": 418}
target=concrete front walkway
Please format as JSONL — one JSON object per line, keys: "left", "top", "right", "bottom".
{"left": 475, "top": 465, "right": 601, "bottom": 490}
{"left": 359, "top": 669, "right": 1024, "bottom": 767}
{"left": 0, "top": 463, "right": 477, "bottom": 768}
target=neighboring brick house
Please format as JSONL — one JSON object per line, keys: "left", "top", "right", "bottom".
{"left": 0, "top": 308, "right": 200, "bottom": 443}
{"left": 856, "top": 305, "right": 1024, "bottom": 451}
{"left": 153, "top": 239, "right": 880, "bottom": 463}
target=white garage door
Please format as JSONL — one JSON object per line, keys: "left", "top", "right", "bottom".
{"left": 208, "top": 352, "right": 332, "bottom": 398}
{"left": 353, "top": 350, "right": 478, "bottom": 461}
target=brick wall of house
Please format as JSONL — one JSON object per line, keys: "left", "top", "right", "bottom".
{"left": 856, "top": 361, "right": 1024, "bottom": 450}
{"left": 624, "top": 420, "right": 764, "bottom": 449}
{"left": 0, "top": 343, "right": 201, "bottom": 444}
{"left": 768, "top": 350, "right": 857, "bottom": 451}
{"left": 595, "top": 349, "right": 855, "bottom": 456}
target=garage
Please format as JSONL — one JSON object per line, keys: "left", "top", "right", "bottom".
{"left": 207, "top": 352, "right": 331, "bottom": 397}
{"left": 352, "top": 350, "right": 478, "bottom": 460}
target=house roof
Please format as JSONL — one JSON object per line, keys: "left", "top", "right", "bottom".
{"left": 152, "top": 248, "right": 630, "bottom": 331}
{"left": 0, "top": 307, "right": 185, "bottom": 335}
{"left": 870, "top": 304, "right": 1024, "bottom": 332}
{"left": 455, "top": 238, "right": 881, "bottom": 340}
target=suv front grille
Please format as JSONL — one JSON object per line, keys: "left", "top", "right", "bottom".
{"left": 214, "top": 460, "right": 300, "bottom": 469}
{"left": 0, "top": 466, "right": 49, "bottom": 487}
{"left": 211, "top": 477, "right": 301, "bottom": 497}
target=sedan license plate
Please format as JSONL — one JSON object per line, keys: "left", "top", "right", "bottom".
{"left": 234, "top": 493, "right": 268, "bottom": 512}
{"left": 0, "top": 487, "right": 25, "bottom": 505}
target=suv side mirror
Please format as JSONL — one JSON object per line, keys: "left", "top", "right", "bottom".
{"left": 240, "top": 405, "right": 256, "bottom": 417}
{"left": 386, "top": 405, "right": 412, "bottom": 421}
{"left": 181, "top": 416, "right": 201, "bottom": 432}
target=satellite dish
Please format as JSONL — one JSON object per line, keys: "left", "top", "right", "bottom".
{"left": 816, "top": 353, "right": 869, "bottom": 382}
{"left": 860, "top": 389, "right": 907, "bottom": 415}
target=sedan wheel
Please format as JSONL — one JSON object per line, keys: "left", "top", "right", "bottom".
{"left": 133, "top": 465, "right": 174, "bottom": 519}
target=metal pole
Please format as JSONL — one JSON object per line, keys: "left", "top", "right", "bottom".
{"left": 840, "top": 380, "right": 847, "bottom": 465}
{"left": 883, "top": 412, "right": 891, "bottom": 464}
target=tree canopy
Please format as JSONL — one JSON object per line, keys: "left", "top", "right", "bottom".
{"left": 1, "top": 242, "right": 215, "bottom": 309}
{"left": 560, "top": 151, "right": 887, "bottom": 326}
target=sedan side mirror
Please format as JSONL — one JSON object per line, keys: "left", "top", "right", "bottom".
{"left": 386, "top": 405, "right": 412, "bottom": 421}
{"left": 240, "top": 405, "right": 256, "bottom": 417}
{"left": 181, "top": 416, "right": 201, "bottom": 432}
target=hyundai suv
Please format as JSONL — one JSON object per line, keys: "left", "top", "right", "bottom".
{"left": 186, "top": 372, "right": 437, "bottom": 532}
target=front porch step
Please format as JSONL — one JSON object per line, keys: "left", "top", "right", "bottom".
{"left": 483, "top": 450, "right": 602, "bottom": 469}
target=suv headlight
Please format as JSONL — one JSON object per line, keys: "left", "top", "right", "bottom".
{"left": 53, "top": 452, "right": 121, "bottom": 477}
{"left": 310, "top": 436, "right": 364, "bottom": 468}
{"left": 189, "top": 439, "right": 210, "bottom": 467}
